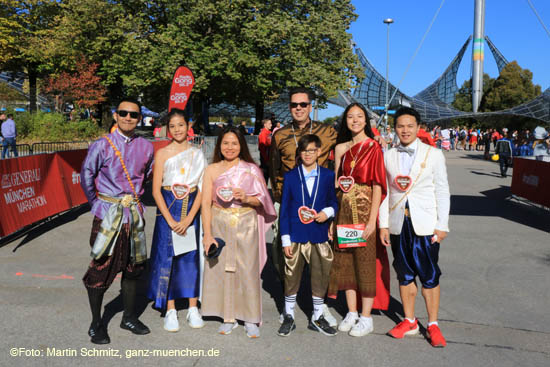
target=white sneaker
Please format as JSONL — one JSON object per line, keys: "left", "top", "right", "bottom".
{"left": 186, "top": 307, "right": 205, "bottom": 329}
{"left": 218, "top": 322, "right": 238, "bottom": 335}
{"left": 349, "top": 316, "right": 373, "bottom": 337}
{"left": 164, "top": 309, "right": 179, "bottom": 332}
{"left": 244, "top": 322, "right": 260, "bottom": 338}
{"left": 322, "top": 304, "right": 338, "bottom": 327}
{"left": 338, "top": 312, "right": 359, "bottom": 332}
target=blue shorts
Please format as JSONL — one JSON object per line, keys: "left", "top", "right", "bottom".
{"left": 390, "top": 216, "right": 441, "bottom": 289}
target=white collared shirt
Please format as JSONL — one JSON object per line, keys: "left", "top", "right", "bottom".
{"left": 399, "top": 139, "right": 418, "bottom": 176}
{"left": 301, "top": 164, "right": 318, "bottom": 195}
{"left": 116, "top": 128, "right": 133, "bottom": 144}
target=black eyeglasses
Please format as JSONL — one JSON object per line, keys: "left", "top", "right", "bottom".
{"left": 289, "top": 102, "right": 310, "bottom": 109}
{"left": 117, "top": 110, "right": 140, "bottom": 119}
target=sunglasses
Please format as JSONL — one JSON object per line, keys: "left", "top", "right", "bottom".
{"left": 289, "top": 102, "right": 310, "bottom": 109}
{"left": 301, "top": 149, "right": 318, "bottom": 155}
{"left": 117, "top": 110, "right": 140, "bottom": 119}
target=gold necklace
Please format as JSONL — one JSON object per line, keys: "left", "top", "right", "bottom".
{"left": 347, "top": 138, "right": 370, "bottom": 170}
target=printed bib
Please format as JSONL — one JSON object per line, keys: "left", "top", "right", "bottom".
{"left": 337, "top": 224, "right": 367, "bottom": 248}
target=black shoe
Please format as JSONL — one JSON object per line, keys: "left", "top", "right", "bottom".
{"left": 88, "top": 322, "right": 110, "bottom": 344}
{"left": 307, "top": 315, "right": 337, "bottom": 336}
{"left": 277, "top": 314, "right": 296, "bottom": 337}
{"left": 120, "top": 317, "right": 151, "bottom": 335}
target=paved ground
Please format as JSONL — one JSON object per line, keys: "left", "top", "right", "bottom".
{"left": 1, "top": 149, "right": 549, "bottom": 367}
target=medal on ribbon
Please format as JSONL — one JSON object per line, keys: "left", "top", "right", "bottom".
{"left": 216, "top": 186, "right": 234, "bottom": 202}
{"left": 338, "top": 176, "right": 355, "bottom": 193}
{"left": 395, "top": 175, "right": 412, "bottom": 191}
{"left": 171, "top": 183, "right": 191, "bottom": 199}
{"left": 297, "top": 165, "right": 320, "bottom": 224}
{"left": 298, "top": 206, "right": 317, "bottom": 224}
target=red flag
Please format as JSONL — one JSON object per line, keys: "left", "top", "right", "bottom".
{"left": 168, "top": 66, "right": 195, "bottom": 112}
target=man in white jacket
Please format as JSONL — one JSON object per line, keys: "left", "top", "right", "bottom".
{"left": 379, "top": 107, "right": 450, "bottom": 348}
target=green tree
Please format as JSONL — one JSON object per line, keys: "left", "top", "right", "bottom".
{"left": 481, "top": 61, "right": 541, "bottom": 111}
{"left": 46, "top": 0, "right": 362, "bottom": 133}
{"left": 0, "top": 0, "right": 61, "bottom": 112}
{"left": 323, "top": 115, "right": 340, "bottom": 125}
{"left": 452, "top": 73, "right": 495, "bottom": 112}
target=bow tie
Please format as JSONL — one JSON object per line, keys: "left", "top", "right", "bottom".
{"left": 397, "top": 145, "right": 415, "bottom": 156}
{"left": 303, "top": 167, "right": 318, "bottom": 180}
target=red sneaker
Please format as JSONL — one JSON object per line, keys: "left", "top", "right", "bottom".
{"left": 387, "top": 319, "right": 419, "bottom": 339}
{"left": 427, "top": 324, "right": 447, "bottom": 348}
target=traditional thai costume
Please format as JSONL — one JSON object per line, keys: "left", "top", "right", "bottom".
{"left": 147, "top": 147, "right": 207, "bottom": 310}
{"left": 201, "top": 161, "right": 277, "bottom": 324}
{"left": 80, "top": 130, "right": 154, "bottom": 342}
{"left": 81, "top": 130, "right": 154, "bottom": 290}
{"left": 327, "top": 139, "right": 390, "bottom": 310}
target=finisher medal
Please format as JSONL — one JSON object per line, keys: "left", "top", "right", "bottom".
{"left": 216, "top": 186, "right": 234, "bottom": 202}
{"left": 338, "top": 176, "right": 355, "bottom": 193}
{"left": 394, "top": 175, "right": 412, "bottom": 191}
{"left": 171, "top": 183, "right": 191, "bottom": 199}
{"left": 298, "top": 206, "right": 317, "bottom": 224}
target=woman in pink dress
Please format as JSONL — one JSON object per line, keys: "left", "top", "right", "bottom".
{"left": 201, "top": 126, "right": 277, "bottom": 338}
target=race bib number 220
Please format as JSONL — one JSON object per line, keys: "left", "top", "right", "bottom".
{"left": 337, "top": 224, "right": 367, "bottom": 249}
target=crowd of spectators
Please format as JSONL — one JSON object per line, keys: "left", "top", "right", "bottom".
{"left": 425, "top": 125, "right": 550, "bottom": 159}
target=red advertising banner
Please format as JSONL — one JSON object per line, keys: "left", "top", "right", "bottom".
{"left": 0, "top": 155, "right": 72, "bottom": 237}
{"left": 0, "top": 140, "right": 192, "bottom": 238}
{"left": 511, "top": 158, "right": 550, "bottom": 208}
{"left": 54, "top": 150, "right": 89, "bottom": 208}
{"left": 168, "top": 66, "right": 195, "bottom": 112}
{"left": 152, "top": 140, "right": 171, "bottom": 153}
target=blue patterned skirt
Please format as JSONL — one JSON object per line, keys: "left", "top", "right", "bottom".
{"left": 147, "top": 189, "right": 201, "bottom": 310}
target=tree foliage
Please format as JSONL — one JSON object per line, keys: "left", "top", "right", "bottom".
{"left": 452, "top": 73, "right": 494, "bottom": 112}
{"left": 42, "top": 57, "right": 107, "bottom": 111}
{"left": 46, "top": 1, "right": 362, "bottom": 119}
{"left": 481, "top": 61, "right": 541, "bottom": 111}
{"left": 0, "top": 0, "right": 61, "bottom": 111}
{"left": 3, "top": 0, "right": 362, "bottom": 128}
{"left": 453, "top": 62, "right": 541, "bottom": 113}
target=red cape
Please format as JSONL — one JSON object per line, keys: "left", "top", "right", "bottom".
{"left": 418, "top": 128, "right": 436, "bottom": 147}
{"left": 333, "top": 139, "right": 391, "bottom": 310}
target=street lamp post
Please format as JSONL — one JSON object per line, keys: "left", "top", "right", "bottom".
{"left": 383, "top": 18, "right": 394, "bottom": 129}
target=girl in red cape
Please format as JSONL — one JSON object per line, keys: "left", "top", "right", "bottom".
{"left": 327, "top": 103, "right": 390, "bottom": 337}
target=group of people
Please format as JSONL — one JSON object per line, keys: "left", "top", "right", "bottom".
{"left": 431, "top": 125, "right": 550, "bottom": 157}
{"left": 80, "top": 88, "right": 450, "bottom": 349}
{"left": 0, "top": 112, "right": 18, "bottom": 159}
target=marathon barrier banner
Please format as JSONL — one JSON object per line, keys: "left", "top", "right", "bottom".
{"left": 511, "top": 158, "right": 550, "bottom": 208}
{"left": 0, "top": 141, "right": 175, "bottom": 237}
{"left": 54, "top": 150, "right": 89, "bottom": 208}
{"left": 0, "top": 154, "right": 72, "bottom": 237}
{"left": 168, "top": 66, "right": 195, "bottom": 112}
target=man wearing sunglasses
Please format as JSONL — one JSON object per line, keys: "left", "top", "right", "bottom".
{"left": 80, "top": 98, "right": 154, "bottom": 344}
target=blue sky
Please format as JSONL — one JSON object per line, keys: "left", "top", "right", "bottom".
{"left": 318, "top": 0, "right": 550, "bottom": 120}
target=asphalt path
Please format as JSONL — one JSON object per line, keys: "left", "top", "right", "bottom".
{"left": 1, "top": 149, "right": 549, "bottom": 367}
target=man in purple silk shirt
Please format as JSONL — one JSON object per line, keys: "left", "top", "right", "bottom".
{"left": 80, "top": 98, "right": 154, "bottom": 344}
